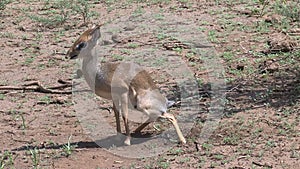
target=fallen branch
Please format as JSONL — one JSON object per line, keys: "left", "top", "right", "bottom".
{"left": 0, "top": 81, "right": 72, "bottom": 94}
{"left": 252, "top": 161, "right": 272, "bottom": 168}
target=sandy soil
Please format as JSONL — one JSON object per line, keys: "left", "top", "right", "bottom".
{"left": 0, "top": 0, "right": 299, "bottom": 169}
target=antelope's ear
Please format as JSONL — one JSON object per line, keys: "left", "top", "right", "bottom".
{"left": 166, "top": 100, "right": 175, "bottom": 108}
{"left": 90, "top": 25, "right": 101, "bottom": 43}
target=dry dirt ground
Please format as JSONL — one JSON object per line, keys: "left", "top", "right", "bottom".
{"left": 0, "top": 0, "right": 299, "bottom": 169}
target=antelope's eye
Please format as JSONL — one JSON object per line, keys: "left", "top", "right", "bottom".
{"left": 75, "top": 42, "right": 86, "bottom": 51}
{"left": 144, "top": 106, "right": 150, "bottom": 110}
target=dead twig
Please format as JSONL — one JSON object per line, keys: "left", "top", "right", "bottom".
{"left": 99, "top": 106, "right": 112, "bottom": 114}
{"left": 252, "top": 161, "right": 272, "bottom": 168}
{"left": 194, "top": 141, "right": 200, "bottom": 151}
{"left": 196, "top": 69, "right": 214, "bottom": 76}
{"left": 0, "top": 81, "right": 72, "bottom": 94}
{"left": 58, "top": 79, "right": 72, "bottom": 84}
{"left": 239, "top": 40, "right": 248, "bottom": 53}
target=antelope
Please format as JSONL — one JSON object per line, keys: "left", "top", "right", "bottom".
{"left": 66, "top": 25, "right": 186, "bottom": 145}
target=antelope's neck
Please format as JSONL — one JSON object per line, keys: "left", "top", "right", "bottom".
{"left": 81, "top": 53, "right": 103, "bottom": 92}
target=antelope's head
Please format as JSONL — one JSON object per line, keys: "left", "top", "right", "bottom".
{"left": 66, "top": 25, "right": 101, "bottom": 59}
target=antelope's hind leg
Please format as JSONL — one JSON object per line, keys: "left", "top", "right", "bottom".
{"left": 134, "top": 118, "right": 152, "bottom": 133}
{"left": 161, "top": 113, "right": 186, "bottom": 144}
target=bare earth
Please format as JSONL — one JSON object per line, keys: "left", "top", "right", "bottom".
{"left": 0, "top": 1, "right": 299, "bottom": 169}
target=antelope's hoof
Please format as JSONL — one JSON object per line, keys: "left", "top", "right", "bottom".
{"left": 181, "top": 138, "right": 187, "bottom": 144}
{"left": 124, "top": 138, "right": 131, "bottom": 146}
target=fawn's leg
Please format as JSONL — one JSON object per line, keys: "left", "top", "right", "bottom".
{"left": 160, "top": 113, "right": 186, "bottom": 144}
{"left": 134, "top": 118, "right": 151, "bottom": 133}
{"left": 112, "top": 102, "right": 121, "bottom": 134}
{"left": 120, "top": 92, "right": 131, "bottom": 145}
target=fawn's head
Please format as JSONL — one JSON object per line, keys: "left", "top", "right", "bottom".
{"left": 136, "top": 89, "right": 175, "bottom": 118}
{"left": 66, "top": 25, "right": 101, "bottom": 59}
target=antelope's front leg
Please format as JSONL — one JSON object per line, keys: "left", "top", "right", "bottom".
{"left": 120, "top": 92, "right": 131, "bottom": 145}
{"left": 112, "top": 102, "right": 121, "bottom": 134}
